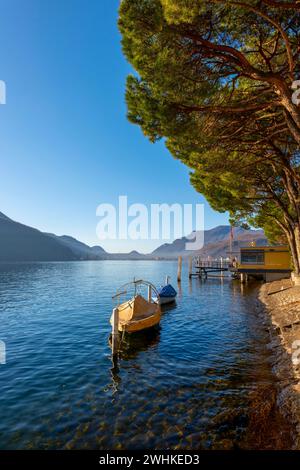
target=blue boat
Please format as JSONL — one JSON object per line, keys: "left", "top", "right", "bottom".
{"left": 154, "top": 277, "right": 177, "bottom": 305}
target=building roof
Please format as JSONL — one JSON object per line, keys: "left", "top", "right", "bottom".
{"left": 240, "top": 245, "right": 289, "bottom": 252}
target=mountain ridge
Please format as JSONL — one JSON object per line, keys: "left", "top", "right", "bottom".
{"left": 0, "top": 215, "right": 76, "bottom": 262}
{"left": 151, "top": 225, "right": 267, "bottom": 258}
{"left": 0, "top": 211, "right": 268, "bottom": 261}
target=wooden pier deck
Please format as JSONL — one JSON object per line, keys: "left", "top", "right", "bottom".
{"left": 189, "top": 258, "right": 231, "bottom": 279}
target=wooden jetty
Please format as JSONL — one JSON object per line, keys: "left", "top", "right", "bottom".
{"left": 189, "top": 257, "right": 230, "bottom": 279}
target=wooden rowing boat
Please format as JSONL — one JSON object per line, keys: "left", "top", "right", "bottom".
{"left": 111, "top": 280, "right": 161, "bottom": 333}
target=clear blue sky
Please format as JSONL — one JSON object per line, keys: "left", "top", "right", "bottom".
{"left": 0, "top": 0, "right": 229, "bottom": 253}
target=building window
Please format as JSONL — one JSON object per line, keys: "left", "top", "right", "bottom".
{"left": 241, "top": 251, "right": 265, "bottom": 265}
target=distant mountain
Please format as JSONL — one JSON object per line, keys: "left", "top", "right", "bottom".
{"left": 0, "top": 214, "right": 76, "bottom": 262}
{"left": 46, "top": 234, "right": 107, "bottom": 260}
{"left": 90, "top": 245, "right": 106, "bottom": 255}
{"left": 0, "top": 210, "right": 268, "bottom": 262}
{"left": 98, "top": 250, "right": 149, "bottom": 260}
{"left": 0, "top": 211, "right": 146, "bottom": 262}
{"left": 194, "top": 231, "right": 267, "bottom": 258}
{"left": 0, "top": 211, "right": 11, "bottom": 221}
{"left": 151, "top": 226, "right": 267, "bottom": 258}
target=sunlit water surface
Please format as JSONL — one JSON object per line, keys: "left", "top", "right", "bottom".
{"left": 0, "top": 261, "right": 292, "bottom": 449}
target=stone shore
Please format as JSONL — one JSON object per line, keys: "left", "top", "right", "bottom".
{"left": 259, "top": 279, "right": 300, "bottom": 448}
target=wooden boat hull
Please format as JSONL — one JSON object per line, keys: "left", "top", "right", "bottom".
{"left": 153, "top": 296, "right": 176, "bottom": 305}
{"left": 120, "top": 311, "right": 161, "bottom": 333}
{"left": 111, "top": 294, "right": 161, "bottom": 333}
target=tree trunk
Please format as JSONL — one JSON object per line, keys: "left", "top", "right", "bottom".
{"left": 287, "top": 231, "right": 300, "bottom": 274}
{"left": 293, "top": 225, "right": 300, "bottom": 275}
{"left": 275, "top": 169, "right": 300, "bottom": 275}
{"left": 276, "top": 219, "right": 300, "bottom": 275}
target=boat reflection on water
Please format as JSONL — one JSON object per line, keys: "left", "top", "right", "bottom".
{"left": 160, "top": 301, "right": 177, "bottom": 314}
{"left": 108, "top": 327, "right": 161, "bottom": 395}
{"left": 119, "top": 327, "right": 160, "bottom": 359}
{"left": 109, "top": 326, "right": 161, "bottom": 361}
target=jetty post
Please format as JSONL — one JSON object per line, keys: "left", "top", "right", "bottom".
{"left": 111, "top": 307, "right": 120, "bottom": 356}
{"left": 177, "top": 256, "right": 182, "bottom": 282}
{"left": 240, "top": 273, "right": 248, "bottom": 283}
{"left": 148, "top": 284, "right": 152, "bottom": 302}
{"left": 220, "top": 257, "right": 224, "bottom": 277}
{"left": 188, "top": 256, "right": 192, "bottom": 279}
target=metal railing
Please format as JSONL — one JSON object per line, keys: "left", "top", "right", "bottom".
{"left": 193, "top": 258, "right": 232, "bottom": 269}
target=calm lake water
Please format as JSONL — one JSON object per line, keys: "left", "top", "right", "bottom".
{"left": 0, "top": 261, "right": 292, "bottom": 449}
